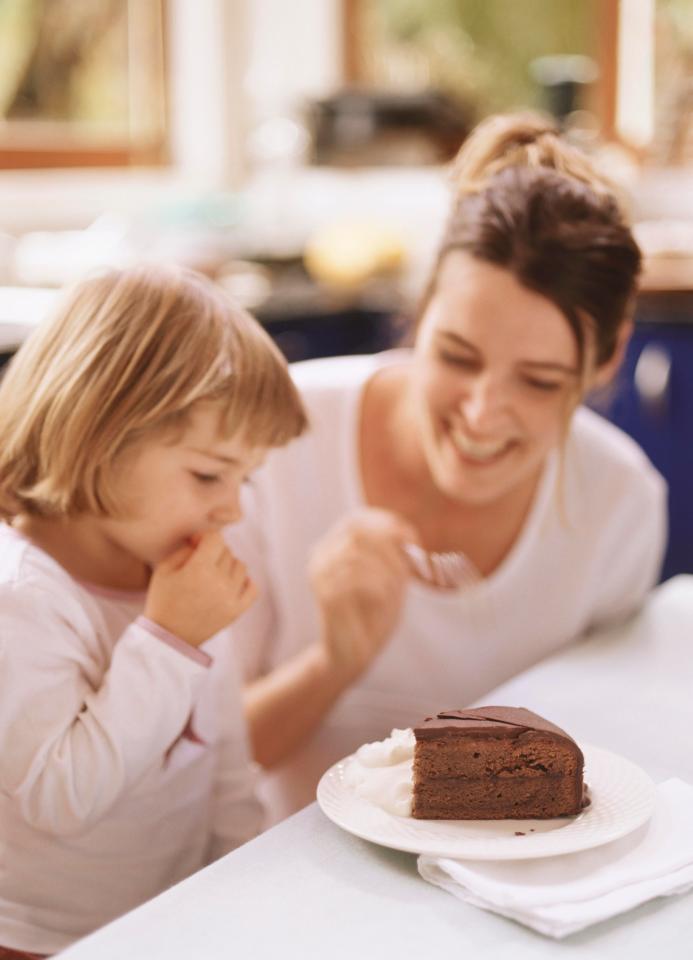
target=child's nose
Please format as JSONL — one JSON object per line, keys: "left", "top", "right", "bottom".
{"left": 210, "top": 491, "right": 242, "bottom": 526}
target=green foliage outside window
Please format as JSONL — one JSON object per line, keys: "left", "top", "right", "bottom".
{"left": 359, "top": 0, "right": 596, "bottom": 116}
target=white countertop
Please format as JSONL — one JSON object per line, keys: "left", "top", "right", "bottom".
{"left": 0, "top": 286, "right": 57, "bottom": 350}
{"left": 55, "top": 576, "right": 693, "bottom": 959}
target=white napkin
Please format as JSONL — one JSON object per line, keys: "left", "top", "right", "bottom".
{"left": 417, "top": 778, "right": 693, "bottom": 939}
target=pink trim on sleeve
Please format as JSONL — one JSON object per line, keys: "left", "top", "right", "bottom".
{"left": 136, "top": 616, "right": 212, "bottom": 668}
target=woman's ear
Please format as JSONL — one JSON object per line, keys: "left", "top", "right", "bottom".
{"left": 592, "top": 320, "right": 633, "bottom": 388}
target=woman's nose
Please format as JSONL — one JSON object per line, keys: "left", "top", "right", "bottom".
{"left": 459, "top": 376, "right": 507, "bottom": 431}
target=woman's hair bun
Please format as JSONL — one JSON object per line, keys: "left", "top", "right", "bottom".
{"left": 450, "top": 111, "right": 616, "bottom": 203}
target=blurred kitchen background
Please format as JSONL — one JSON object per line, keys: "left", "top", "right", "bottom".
{"left": 0, "top": 0, "right": 692, "bottom": 578}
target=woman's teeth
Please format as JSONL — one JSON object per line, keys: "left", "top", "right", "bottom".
{"left": 450, "top": 427, "right": 511, "bottom": 462}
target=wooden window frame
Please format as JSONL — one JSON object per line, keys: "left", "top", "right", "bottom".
{"left": 0, "top": 0, "right": 169, "bottom": 171}
{"left": 341, "top": 0, "right": 620, "bottom": 142}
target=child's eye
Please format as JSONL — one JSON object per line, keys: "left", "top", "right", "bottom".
{"left": 191, "top": 471, "right": 221, "bottom": 485}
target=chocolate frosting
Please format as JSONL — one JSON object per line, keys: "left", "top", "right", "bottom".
{"left": 414, "top": 705, "right": 581, "bottom": 755}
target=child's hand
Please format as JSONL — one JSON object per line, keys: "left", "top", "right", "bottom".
{"left": 145, "top": 531, "right": 257, "bottom": 648}
{"left": 308, "top": 508, "right": 417, "bottom": 685}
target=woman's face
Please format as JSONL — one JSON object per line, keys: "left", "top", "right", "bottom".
{"left": 411, "top": 251, "right": 582, "bottom": 506}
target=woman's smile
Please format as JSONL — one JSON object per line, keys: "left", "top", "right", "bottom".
{"left": 447, "top": 420, "right": 518, "bottom": 465}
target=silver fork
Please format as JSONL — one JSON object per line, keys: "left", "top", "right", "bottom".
{"left": 403, "top": 543, "right": 482, "bottom": 591}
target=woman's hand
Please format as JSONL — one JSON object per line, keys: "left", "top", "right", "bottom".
{"left": 308, "top": 508, "right": 417, "bottom": 686}
{"left": 146, "top": 531, "right": 257, "bottom": 648}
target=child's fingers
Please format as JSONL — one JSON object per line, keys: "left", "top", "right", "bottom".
{"left": 237, "top": 575, "right": 258, "bottom": 611}
{"left": 227, "top": 557, "right": 251, "bottom": 592}
{"left": 194, "top": 529, "right": 235, "bottom": 566}
{"left": 157, "top": 542, "right": 195, "bottom": 572}
{"left": 214, "top": 545, "right": 244, "bottom": 579}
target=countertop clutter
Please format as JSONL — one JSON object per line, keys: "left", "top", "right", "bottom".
{"left": 636, "top": 218, "right": 693, "bottom": 294}
{"left": 0, "top": 286, "right": 57, "bottom": 352}
{"left": 641, "top": 256, "right": 693, "bottom": 294}
{"left": 55, "top": 576, "right": 693, "bottom": 960}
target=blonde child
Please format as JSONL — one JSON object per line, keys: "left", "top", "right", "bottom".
{"left": 0, "top": 265, "right": 306, "bottom": 956}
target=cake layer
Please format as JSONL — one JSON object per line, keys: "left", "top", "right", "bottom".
{"left": 412, "top": 774, "right": 583, "bottom": 819}
{"left": 414, "top": 732, "right": 580, "bottom": 781}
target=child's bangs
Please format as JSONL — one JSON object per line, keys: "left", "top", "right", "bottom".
{"left": 209, "top": 341, "right": 307, "bottom": 448}
{"left": 130, "top": 288, "right": 307, "bottom": 450}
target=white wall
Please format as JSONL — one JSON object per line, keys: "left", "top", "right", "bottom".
{"left": 167, "top": 0, "right": 344, "bottom": 181}
{"left": 167, "top": 0, "right": 250, "bottom": 187}
{"left": 246, "top": 0, "right": 342, "bottom": 121}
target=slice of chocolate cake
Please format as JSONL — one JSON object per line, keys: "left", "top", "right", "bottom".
{"left": 412, "top": 706, "right": 586, "bottom": 820}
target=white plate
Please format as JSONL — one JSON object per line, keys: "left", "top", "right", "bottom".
{"left": 317, "top": 743, "right": 656, "bottom": 860}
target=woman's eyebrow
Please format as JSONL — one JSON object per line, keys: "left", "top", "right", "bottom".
{"left": 437, "top": 330, "right": 480, "bottom": 353}
{"left": 519, "top": 360, "right": 579, "bottom": 375}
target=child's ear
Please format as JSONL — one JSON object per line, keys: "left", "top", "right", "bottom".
{"left": 592, "top": 320, "right": 633, "bottom": 388}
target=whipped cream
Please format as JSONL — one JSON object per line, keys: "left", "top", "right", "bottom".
{"left": 343, "top": 728, "right": 415, "bottom": 817}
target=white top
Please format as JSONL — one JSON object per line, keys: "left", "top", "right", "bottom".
{"left": 0, "top": 525, "right": 262, "bottom": 955}
{"left": 229, "top": 351, "right": 667, "bottom": 826}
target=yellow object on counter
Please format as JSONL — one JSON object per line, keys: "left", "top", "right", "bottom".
{"left": 304, "top": 220, "right": 405, "bottom": 289}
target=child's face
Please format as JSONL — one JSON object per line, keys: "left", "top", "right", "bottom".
{"left": 101, "top": 403, "right": 267, "bottom": 566}
{"left": 410, "top": 251, "right": 582, "bottom": 507}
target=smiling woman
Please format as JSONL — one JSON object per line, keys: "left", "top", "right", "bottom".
{"left": 226, "top": 112, "right": 667, "bottom": 828}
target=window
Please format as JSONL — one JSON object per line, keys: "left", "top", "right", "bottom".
{"left": 343, "top": 0, "right": 693, "bottom": 163}
{"left": 649, "top": 0, "right": 693, "bottom": 163}
{"left": 343, "top": 1, "right": 602, "bottom": 127}
{"left": 0, "top": 0, "right": 167, "bottom": 169}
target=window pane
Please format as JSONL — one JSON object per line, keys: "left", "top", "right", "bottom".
{"left": 354, "top": 1, "right": 598, "bottom": 120}
{"left": 652, "top": 0, "right": 693, "bottom": 163}
{"left": 0, "top": 0, "right": 166, "bottom": 165}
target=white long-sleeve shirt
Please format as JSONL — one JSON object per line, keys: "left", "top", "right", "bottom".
{"left": 0, "top": 525, "right": 262, "bottom": 955}
{"left": 228, "top": 351, "right": 667, "bottom": 826}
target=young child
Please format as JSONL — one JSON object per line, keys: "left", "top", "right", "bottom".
{"left": 0, "top": 265, "right": 307, "bottom": 956}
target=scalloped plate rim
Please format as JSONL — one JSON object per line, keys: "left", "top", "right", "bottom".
{"left": 316, "top": 742, "right": 656, "bottom": 860}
